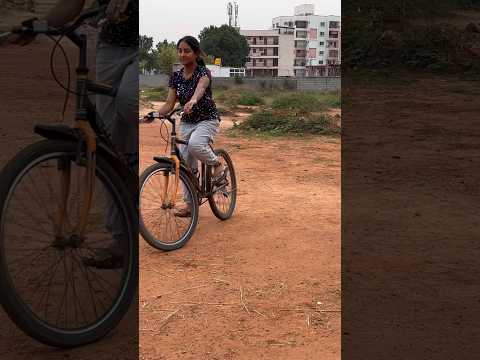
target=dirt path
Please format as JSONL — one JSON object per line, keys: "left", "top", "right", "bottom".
{"left": 0, "top": 37, "right": 139, "bottom": 360}
{"left": 139, "top": 104, "right": 341, "bottom": 359}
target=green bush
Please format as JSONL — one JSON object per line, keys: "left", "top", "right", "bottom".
{"left": 216, "top": 89, "right": 264, "bottom": 107}
{"left": 237, "top": 93, "right": 264, "bottom": 106}
{"left": 235, "top": 111, "right": 340, "bottom": 136}
{"left": 141, "top": 87, "right": 168, "bottom": 102}
{"left": 271, "top": 92, "right": 340, "bottom": 111}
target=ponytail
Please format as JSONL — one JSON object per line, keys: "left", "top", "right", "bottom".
{"left": 196, "top": 57, "right": 206, "bottom": 68}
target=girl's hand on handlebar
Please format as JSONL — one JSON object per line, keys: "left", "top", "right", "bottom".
{"left": 184, "top": 99, "right": 197, "bottom": 114}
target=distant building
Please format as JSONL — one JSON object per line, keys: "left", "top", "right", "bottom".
{"left": 240, "top": 4, "right": 340, "bottom": 77}
{"left": 172, "top": 63, "right": 245, "bottom": 78}
{"left": 272, "top": 4, "right": 340, "bottom": 77}
{"left": 239, "top": 29, "right": 295, "bottom": 77}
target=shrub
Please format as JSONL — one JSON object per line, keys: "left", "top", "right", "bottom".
{"left": 235, "top": 111, "right": 340, "bottom": 136}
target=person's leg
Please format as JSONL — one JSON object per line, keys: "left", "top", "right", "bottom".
{"left": 176, "top": 121, "right": 197, "bottom": 216}
{"left": 85, "top": 41, "right": 138, "bottom": 267}
{"left": 187, "top": 119, "right": 220, "bottom": 166}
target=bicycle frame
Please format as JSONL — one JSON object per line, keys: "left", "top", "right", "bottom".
{"left": 12, "top": 9, "right": 135, "bottom": 242}
{"left": 157, "top": 113, "right": 215, "bottom": 206}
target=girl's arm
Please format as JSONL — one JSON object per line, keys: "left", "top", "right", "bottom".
{"left": 156, "top": 88, "right": 178, "bottom": 115}
{"left": 184, "top": 75, "right": 210, "bottom": 114}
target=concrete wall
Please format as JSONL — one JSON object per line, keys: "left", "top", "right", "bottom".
{"left": 139, "top": 74, "right": 340, "bottom": 92}
{"left": 140, "top": 74, "right": 169, "bottom": 88}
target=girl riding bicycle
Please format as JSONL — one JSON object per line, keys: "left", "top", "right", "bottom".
{"left": 154, "top": 36, "right": 225, "bottom": 217}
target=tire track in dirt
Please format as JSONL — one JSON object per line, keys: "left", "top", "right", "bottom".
{"left": 139, "top": 108, "right": 341, "bottom": 359}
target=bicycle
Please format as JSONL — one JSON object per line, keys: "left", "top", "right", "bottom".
{"left": 0, "top": 7, "right": 138, "bottom": 347}
{"left": 139, "top": 108, "right": 237, "bottom": 251}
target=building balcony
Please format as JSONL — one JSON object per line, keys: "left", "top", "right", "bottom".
{"left": 249, "top": 54, "right": 279, "bottom": 58}
{"left": 245, "top": 65, "right": 279, "bottom": 69}
{"left": 248, "top": 43, "right": 279, "bottom": 47}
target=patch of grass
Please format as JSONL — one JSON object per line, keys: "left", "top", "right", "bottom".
{"left": 232, "top": 110, "right": 340, "bottom": 137}
{"left": 215, "top": 88, "right": 264, "bottom": 107}
{"left": 271, "top": 92, "right": 340, "bottom": 111}
{"left": 217, "top": 107, "right": 235, "bottom": 116}
{"left": 140, "top": 87, "right": 168, "bottom": 102}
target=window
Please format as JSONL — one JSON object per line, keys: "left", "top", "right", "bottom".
{"left": 273, "top": 48, "right": 278, "bottom": 56}
{"left": 329, "top": 50, "right": 339, "bottom": 58}
{"left": 319, "top": 60, "right": 323, "bottom": 65}
{"left": 295, "top": 21, "right": 308, "bottom": 28}
{"left": 329, "top": 21, "right": 339, "bottom": 28}
{"left": 319, "top": 50, "right": 324, "bottom": 55}
{"left": 253, "top": 59, "right": 256, "bottom": 66}
{"left": 259, "top": 36, "right": 263, "bottom": 40}
{"left": 319, "top": 41, "right": 324, "bottom": 46}
{"left": 320, "top": 22, "right": 325, "bottom": 27}
{"left": 253, "top": 48, "right": 256, "bottom": 53}
{"left": 264, "top": 59, "right": 267, "bottom": 66}
{"left": 319, "top": 32, "right": 325, "bottom": 36}
{"left": 296, "top": 30, "right": 307, "bottom": 39}
{"left": 273, "top": 59, "right": 278, "bottom": 66}
{"left": 329, "top": 31, "right": 339, "bottom": 38}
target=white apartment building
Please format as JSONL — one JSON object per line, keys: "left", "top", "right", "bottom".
{"left": 240, "top": 29, "right": 295, "bottom": 77}
{"left": 272, "top": 4, "right": 341, "bottom": 77}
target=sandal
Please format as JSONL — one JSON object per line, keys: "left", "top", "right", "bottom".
{"left": 81, "top": 246, "right": 124, "bottom": 269}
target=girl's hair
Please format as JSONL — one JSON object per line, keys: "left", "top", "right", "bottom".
{"left": 177, "top": 36, "right": 207, "bottom": 67}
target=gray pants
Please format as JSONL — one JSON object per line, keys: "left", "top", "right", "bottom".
{"left": 96, "top": 40, "right": 139, "bottom": 159}
{"left": 95, "top": 40, "right": 139, "bottom": 242}
{"left": 180, "top": 119, "right": 220, "bottom": 204}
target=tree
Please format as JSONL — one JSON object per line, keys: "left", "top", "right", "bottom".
{"left": 156, "top": 40, "right": 178, "bottom": 74}
{"left": 139, "top": 35, "right": 153, "bottom": 64}
{"left": 139, "top": 35, "right": 156, "bottom": 74}
{"left": 198, "top": 25, "right": 249, "bottom": 67}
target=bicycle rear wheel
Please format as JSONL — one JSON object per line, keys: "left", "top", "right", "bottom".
{"left": 208, "top": 149, "right": 237, "bottom": 220}
{"left": 139, "top": 162, "right": 199, "bottom": 251}
{"left": 0, "top": 140, "right": 137, "bottom": 347}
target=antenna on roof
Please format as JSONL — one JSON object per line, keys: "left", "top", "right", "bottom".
{"left": 234, "top": 2, "right": 239, "bottom": 28}
{"left": 227, "top": 2, "right": 233, "bottom": 27}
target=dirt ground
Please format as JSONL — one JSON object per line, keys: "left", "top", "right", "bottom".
{"left": 139, "top": 102, "right": 341, "bottom": 359}
{"left": 0, "top": 37, "right": 340, "bottom": 359}
{"left": 0, "top": 37, "right": 139, "bottom": 360}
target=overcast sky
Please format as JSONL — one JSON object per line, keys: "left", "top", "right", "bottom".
{"left": 140, "top": 0, "right": 341, "bottom": 45}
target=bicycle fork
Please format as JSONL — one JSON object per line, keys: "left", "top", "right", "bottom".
{"left": 162, "top": 154, "right": 180, "bottom": 208}
{"left": 54, "top": 120, "right": 96, "bottom": 243}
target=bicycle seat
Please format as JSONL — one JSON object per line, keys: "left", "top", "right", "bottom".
{"left": 34, "top": 123, "right": 79, "bottom": 141}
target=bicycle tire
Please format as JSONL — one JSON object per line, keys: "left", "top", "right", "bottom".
{"left": 0, "top": 140, "right": 138, "bottom": 348}
{"left": 139, "top": 162, "right": 199, "bottom": 251}
{"left": 208, "top": 149, "right": 237, "bottom": 220}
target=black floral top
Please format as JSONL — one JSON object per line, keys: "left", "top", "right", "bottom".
{"left": 99, "top": 0, "right": 139, "bottom": 48}
{"left": 168, "top": 66, "right": 220, "bottom": 123}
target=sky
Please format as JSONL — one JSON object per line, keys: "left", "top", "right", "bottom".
{"left": 140, "top": 0, "right": 341, "bottom": 45}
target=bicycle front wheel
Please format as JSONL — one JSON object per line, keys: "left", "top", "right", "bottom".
{"left": 0, "top": 140, "right": 137, "bottom": 347}
{"left": 139, "top": 162, "right": 199, "bottom": 251}
{"left": 208, "top": 149, "right": 237, "bottom": 220}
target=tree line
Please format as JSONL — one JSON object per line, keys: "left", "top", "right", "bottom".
{"left": 140, "top": 25, "right": 249, "bottom": 75}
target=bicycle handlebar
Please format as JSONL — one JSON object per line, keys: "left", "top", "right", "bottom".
{"left": 6, "top": 5, "right": 107, "bottom": 38}
{"left": 142, "top": 107, "right": 184, "bottom": 123}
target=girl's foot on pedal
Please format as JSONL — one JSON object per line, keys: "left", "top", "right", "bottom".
{"left": 174, "top": 206, "right": 192, "bottom": 217}
{"left": 212, "top": 162, "right": 227, "bottom": 183}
